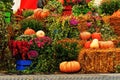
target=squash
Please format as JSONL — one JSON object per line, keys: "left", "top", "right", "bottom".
{"left": 36, "top": 30, "right": 45, "bottom": 38}
{"left": 59, "top": 61, "right": 81, "bottom": 73}
{"left": 92, "top": 32, "right": 102, "bottom": 40}
{"left": 99, "top": 41, "right": 114, "bottom": 49}
{"left": 24, "top": 28, "right": 36, "bottom": 35}
{"left": 90, "top": 39, "right": 99, "bottom": 48}
{"left": 84, "top": 41, "right": 91, "bottom": 49}
{"left": 34, "top": 8, "right": 43, "bottom": 19}
{"left": 40, "top": 9, "right": 50, "bottom": 19}
{"left": 34, "top": 8, "right": 50, "bottom": 19}
{"left": 80, "top": 31, "right": 91, "bottom": 40}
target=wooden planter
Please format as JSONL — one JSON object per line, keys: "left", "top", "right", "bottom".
{"left": 78, "top": 48, "right": 120, "bottom": 73}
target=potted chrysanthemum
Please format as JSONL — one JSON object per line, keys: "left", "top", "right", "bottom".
{"left": 8, "top": 40, "right": 38, "bottom": 70}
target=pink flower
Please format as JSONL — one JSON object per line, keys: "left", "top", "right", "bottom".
{"left": 27, "top": 50, "right": 38, "bottom": 59}
{"left": 87, "top": 22, "right": 92, "bottom": 27}
{"left": 69, "top": 18, "right": 79, "bottom": 26}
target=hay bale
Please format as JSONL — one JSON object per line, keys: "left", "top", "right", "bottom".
{"left": 78, "top": 48, "right": 120, "bottom": 73}
{"left": 110, "top": 17, "right": 120, "bottom": 36}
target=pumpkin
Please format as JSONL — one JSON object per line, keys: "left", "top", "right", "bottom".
{"left": 34, "top": 8, "right": 49, "bottom": 19}
{"left": 80, "top": 31, "right": 91, "bottom": 40}
{"left": 34, "top": 8, "right": 43, "bottom": 19}
{"left": 84, "top": 41, "right": 91, "bottom": 49}
{"left": 99, "top": 41, "right": 114, "bottom": 49}
{"left": 59, "top": 61, "right": 81, "bottom": 73}
{"left": 24, "top": 28, "right": 36, "bottom": 35}
{"left": 36, "top": 30, "right": 45, "bottom": 38}
{"left": 40, "top": 9, "right": 50, "bottom": 19}
{"left": 92, "top": 32, "right": 102, "bottom": 40}
{"left": 90, "top": 39, "right": 99, "bottom": 48}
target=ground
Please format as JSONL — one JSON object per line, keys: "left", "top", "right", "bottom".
{"left": 1, "top": 73, "right": 120, "bottom": 80}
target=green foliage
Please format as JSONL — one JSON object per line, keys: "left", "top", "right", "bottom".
{"left": 25, "top": 46, "right": 58, "bottom": 73}
{"left": 0, "top": 5, "right": 15, "bottom": 71}
{"left": 0, "top": 1, "right": 6, "bottom": 11}
{"left": 115, "top": 64, "right": 120, "bottom": 73}
{"left": 15, "top": 34, "right": 36, "bottom": 41}
{"left": 0, "top": 0, "right": 13, "bottom": 13}
{"left": 44, "top": 0, "right": 63, "bottom": 14}
{"left": 46, "top": 16, "right": 79, "bottom": 42}
{"left": 72, "top": 4, "right": 90, "bottom": 16}
{"left": 100, "top": 24, "right": 117, "bottom": 40}
{"left": 99, "top": 0, "right": 120, "bottom": 15}
{"left": 54, "top": 42, "right": 80, "bottom": 62}
{"left": 88, "top": 15, "right": 117, "bottom": 40}
{"left": 20, "top": 19, "right": 43, "bottom": 31}
{"left": 22, "top": 10, "right": 34, "bottom": 18}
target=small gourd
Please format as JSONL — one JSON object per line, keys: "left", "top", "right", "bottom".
{"left": 24, "top": 28, "right": 36, "bottom": 35}
{"left": 36, "top": 30, "right": 45, "bottom": 38}
{"left": 90, "top": 39, "right": 99, "bottom": 48}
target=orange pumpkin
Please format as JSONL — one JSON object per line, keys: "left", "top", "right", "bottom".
{"left": 99, "top": 41, "right": 114, "bottom": 49}
{"left": 84, "top": 41, "right": 91, "bottom": 49}
{"left": 24, "top": 28, "right": 36, "bottom": 35}
{"left": 92, "top": 32, "right": 102, "bottom": 40}
{"left": 40, "top": 9, "right": 50, "bottom": 19}
{"left": 34, "top": 8, "right": 43, "bottom": 19}
{"left": 34, "top": 8, "right": 50, "bottom": 19}
{"left": 80, "top": 31, "right": 91, "bottom": 40}
{"left": 59, "top": 61, "right": 81, "bottom": 73}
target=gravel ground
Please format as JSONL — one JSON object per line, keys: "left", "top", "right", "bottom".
{"left": 1, "top": 73, "right": 120, "bottom": 80}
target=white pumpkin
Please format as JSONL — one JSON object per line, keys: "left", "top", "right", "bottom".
{"left": 90, "top": 39, "right": 99, "bottom": 48}
{"left": 36, "top": 30, "right": 45, "bottom": 38}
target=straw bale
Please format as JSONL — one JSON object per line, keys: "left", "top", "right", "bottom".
{"left": 78, "top": 48, "right": 120, "bottom": 73}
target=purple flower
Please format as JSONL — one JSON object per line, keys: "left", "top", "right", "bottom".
{"left": 29, "top": 36, "right": 52, "bottom": 49}
{"left": 27, "top": 50, "right": 38, "bottom": 59}
{"left": 69, "top": 18, "right": 79, "bottom": 26}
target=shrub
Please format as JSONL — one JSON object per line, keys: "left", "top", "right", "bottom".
{"left": 22, "top": 10, "right": 34, "bottom": 18}
{"left": 20, "top": 18, "right": 43, "bottom": 31}
{"left": 99, "top": 0, "right": 120, "bottom": 15}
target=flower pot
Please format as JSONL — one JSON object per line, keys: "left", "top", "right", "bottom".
{"left": 16, "top": 60, "right": 32, "bottom": 70}
{"left": 5, "top": 18, "right": 11, "bottom": 23}
{"left": 4, "top": 12, "right": 11, "bottom": 18}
